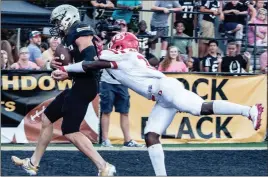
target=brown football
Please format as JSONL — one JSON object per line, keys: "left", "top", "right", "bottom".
{"left": 54, "top": 44, "right": 72, "bottom": 65}
{"left": 20, "top": 95, "right": 100, "bottom": 143}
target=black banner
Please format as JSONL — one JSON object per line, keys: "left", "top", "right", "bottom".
{"left": 1, "top": 71, "right": 70, "bottom": 127}
{"left": 1, "top": 70, "right": 99, "bottom": 143}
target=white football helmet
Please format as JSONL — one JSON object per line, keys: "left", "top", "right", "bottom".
{"left": 50, "top": 4, "right": 80, "bottom": 36}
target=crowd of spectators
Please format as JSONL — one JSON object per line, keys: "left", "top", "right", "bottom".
{"left": 1, "top": 30, "right": 61, "bottom": 70}
{"left": 1, "top": 0, "right": 267, "bottom": 144}
{"left": 1, "top": 0, "right": 267, "bottom": 74}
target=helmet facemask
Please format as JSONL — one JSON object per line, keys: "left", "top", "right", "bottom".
{"left": 49, "top": 5, "right": 80, "bottom": 38}
{"left": 50, "top": 12, "right": 67, "bottom": 37}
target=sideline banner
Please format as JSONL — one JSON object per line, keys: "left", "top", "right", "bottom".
{"left": 1, "top": 71, "right": 99, "bottom": 143}
{"left": 108, "top": 74, "right": 267, "bottom": 144}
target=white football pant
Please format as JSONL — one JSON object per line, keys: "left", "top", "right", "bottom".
{"left": 144, "top": 77, "right": 205, "bottom": 135}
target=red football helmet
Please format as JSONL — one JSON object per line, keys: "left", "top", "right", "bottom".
{"left": 108, "top": 32, "right": 139, "bottom": 51}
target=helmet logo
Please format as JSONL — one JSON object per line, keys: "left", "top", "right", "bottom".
{"left": 60, "top": 54, "right": 65, "bottom": 60}
{"left": 113, "top": 33, "right": 124, "bottom": 41}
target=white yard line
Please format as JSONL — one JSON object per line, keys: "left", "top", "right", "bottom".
{"left": 1, "top": 146, "right": 266, "bottom": 151}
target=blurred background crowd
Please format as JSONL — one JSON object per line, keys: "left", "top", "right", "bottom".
{"left": 1, "top": 0, "right": 268, "bottom": 145}
{"left": 1, "top": 0, "right": 267, "bottom": 74}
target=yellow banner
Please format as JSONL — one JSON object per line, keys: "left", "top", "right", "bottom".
{"left": 108, "top": 74, "right": 267, "bottom": 144}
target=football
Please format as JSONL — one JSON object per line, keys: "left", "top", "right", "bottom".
{"left": 20, "top": 95, "right": 100, "bottom": 143}
{"left": 54, "top": 44, "right": 72, "bottom": 65}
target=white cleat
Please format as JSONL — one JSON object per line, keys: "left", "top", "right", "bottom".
{"left": 98, "top": 163, "right": 116, "bottom": 176}
{"left": 248, "top": 104, "right": 264, "bottom": 130}
{"left": 11, "top": 156, "right": 39, "bottom": 175}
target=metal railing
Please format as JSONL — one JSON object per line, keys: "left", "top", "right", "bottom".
{"left": 248, "top": 23, "right": 268, "bottom": 73}
{"left": 46, "top": 6, "right": 268, "bottom": 72}
{"left": 74, "top": 6, "right": 260, "bottom": 47}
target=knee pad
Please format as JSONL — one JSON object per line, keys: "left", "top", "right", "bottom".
{"left": 145, "top": 132, "right": 160, "bottom": 147}
{"left": 200, "top": 102, "right": 214, "bottom": 115}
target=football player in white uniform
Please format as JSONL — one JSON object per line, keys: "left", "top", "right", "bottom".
{"left": 52, "top": 32, "right": 264, "bottom": 176}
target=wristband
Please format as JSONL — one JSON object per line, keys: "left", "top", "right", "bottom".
{"left": 110, "top": 61, "right": 118, "bottom": 69}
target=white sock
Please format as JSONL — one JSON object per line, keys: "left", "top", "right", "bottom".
{"left": 213, "top": 100, "right": 250, "bottom": 117}
{"left": 148, "top": 144, "right": 167, "bottom": 176}
{"left": 160, "top": 50, "right": 167, "bottom": 58}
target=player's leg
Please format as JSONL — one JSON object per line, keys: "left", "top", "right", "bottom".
{"left": 144, "top": 104, "right": 177, "bottom": 176}
{"left": 100, "top": 82, "right": 115, "bottom": 147}
{"left": 62, "top": 86, "right": 115, "bottom": 176}
{"left": 200, "top": 101, "right": 263, "bottom": 130}
{"left": 163, "top": 78, "right": 263, "bottom": 130}
{"left": 30, "top": 114, "right": 53, "bottom": 165}
{"left": 11, "top": 90, "right": 68, "bottom": 175}
{"left": 11, "top": 114, "right": 52, "bottom": 175}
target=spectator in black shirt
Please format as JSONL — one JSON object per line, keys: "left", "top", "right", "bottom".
{"left": 202, "top": 40, "right": 221, "bottom": 72}
{"left": 187, "top": 57, "right": 200, "bottom": 72}
{"left": 223, "top": 0, "right": 256, "bottom": 54}
{"left": 223, "top": 1, "right": 247, "bottom": 54}
{"left": 136, "top": 20, "right": 157, "bottom": 51}
{"left": 218, "top": 42, "right": 251, "bottom": 73}
{"left": 238, "top": 0, "right": 256, "bottom": 23}
{"left": 136, "top": 20, "right": 159, "bottom": 66}
{"left": 199, "top": 0, "right": 224, "bottom": 58}
{"left": 175, "top": 0, "right": 197, "bottom": 37}
{"left": 83, "top": 0, "right": 114, "bottom": 29}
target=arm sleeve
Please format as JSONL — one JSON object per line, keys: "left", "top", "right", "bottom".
{"left": 217, "top": 2, "right": 220, "bottom": 8}
{"left": 204, "top": 1, "right": 210, "bottom": 8}
{"left": 64, "top": 60, "right": 112, "bottom": 73}
{"left": 203, "top": 58, "right": 210, "bottom": 67}
{"left": 64, "top": 61, "right": 85, "bottom": 73}
{"left": 73, "top": 24, "right": 94, "bottom": 42}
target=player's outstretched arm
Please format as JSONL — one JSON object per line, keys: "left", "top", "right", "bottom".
{"left": 82, "top": 60, "right": 112, "bottom": 71}
{"left": 62, "top": 60, "right": 112, "bottom": 73}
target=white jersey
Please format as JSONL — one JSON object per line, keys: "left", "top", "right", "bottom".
{"left": 100, "top": 49, "right": 166, "bottom": 100}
